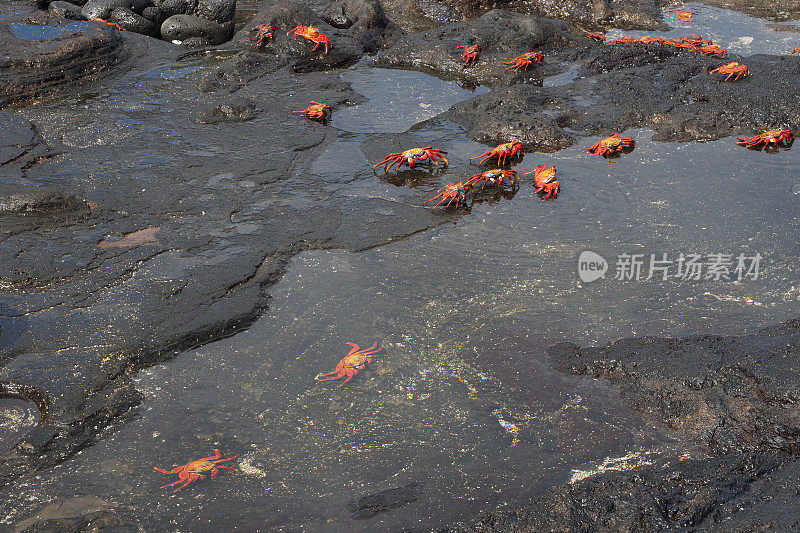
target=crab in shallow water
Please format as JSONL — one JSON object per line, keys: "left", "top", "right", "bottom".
{"left": 154, "top": 449, "right": 239, "bottom": 492}
{"left": 737, "top": 130, "right": 793, "bottom": 150}
{"left": 373, "top": 147, "right": 449, "bottom": 173}
{"left": 470, "top": 141, "right": 524, "bottom": 166}
{"left": 586, "top": 133, "right": 635, "bottom": 158}
{"left": 792, "top": 47, "right": 800, "bottom": 55}
{"left": 465, "top": 169, "right": 519, "bottom": 191}
{"left": 583, "top": 30, "right": 606, "bottom": 43}
{"left": 673, "top": 9, "right": 693, "bottom": 22}
{"left": 457, "top": 44, "right": 481, "bottom": 68}
{"left": 693, "top": 44, "right": 726, "bottom": 58}
{"left": 316, "top": 342, "right": 385, "bottom": 387}
{"left": 710, "top": 62, "right": 749, "bottom": 81}
{"left": 526, "top": 164, "right": 560, "bottom": 200}
{"left": 251, "top": 22, "right": 275, "bottom": 48}
{"left": 424, "top": 181, "right": 472, "bottom": 211}
{"left": 504, "top": 52, "right": 543, "bottom": 71}
{"left": 287, "top": 25, "right": 332, "bottom": 54}
{"left": 293, "top": 101, "right": 332, "bottom": 123}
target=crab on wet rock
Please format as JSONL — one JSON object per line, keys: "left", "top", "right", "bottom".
{"left": 470, "top": 141, "right": 524, "bottom": 166}
{"left": 504, "top": 52, "right": 543, "bottom": 72}
{"left": 586, "top": 133, "right": 635, "bottom": 158}
{"left": 526, "top": 164, "right": 560, "bottom": 200}
{"left": 424, "top": 181, "right": 472, "bottom": 211}
{"left": 293, "top": 101, "right": 332, "bottom": 123}
{"left": 737, "top": 130, "right": 793, "bottom": 150}
{"left": 583, "top": 30, "right": 606, "bottom": 43}
{"left": 693, "top": 44, "right": 727, "bottom": 58}
{"left": 457, "top": 44, "right": 481, "bottom": 68}
{"left": 373, "top": 147, "right": 448, "bottom": 173}
{"left": 709, "top": 62, "right": 749, "bottom": 81}
{"left": 287, "top": 25, "right": 332, "bottom": 54}
{"left": 251, "top": 23, "right": 275, "bottom": 48}
{"left": 465, "top": 169, "right": 519, "bottom": 191}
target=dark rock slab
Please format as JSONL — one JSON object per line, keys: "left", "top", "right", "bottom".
{"left": 549, "top": 318, "right": 800, "bottom": 455}
{"left": 347, "top": 481, "right": 423, "bottom": 519}
{"left": 373, "top": 10, "right": 582, "bottom": 87}
{"left": 231, "top": 0, "right": 401, "bottom": 71}
{"left": 0, "top": 16, "right": 125, "bottom": 108}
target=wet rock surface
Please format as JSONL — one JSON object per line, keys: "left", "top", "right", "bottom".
{"left": 233, "top": 0, "right": 401, "bottom": 71}
{"left": 442, "top": 39, "right": 800, "bottom": 150}
{"left": 0, "top": 13, "right": 127, "bottom": 107}
{"left": 444, "top": 319, "right": 800, "bottom": 531}
{"left": 2, "top": 0, "right": 800, "bottom": 529}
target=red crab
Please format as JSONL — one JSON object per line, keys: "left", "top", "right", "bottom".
{"left": 526, "top": 164, "right": 560, "bottom": 200}
{"left": 470, "top": 141, "right": 524, "bottom": 166}
{"left": 457, "top": 44, "right": 481, "bottom": 68}
{"left": 424, "top": 181, "right": 472, "bottom": 211}
{"left": 293, "top": 101, "right": 332, "bottom": 123}
{"left": 465, "top": 169, "right": 519, "bottom": 191}
{"left": 586, "top": 133, "right": 636, "bottom": 157}
{"left": 373, "top": 146, "right": 449, "bottom": 173}
{"left": 673, "top": 10, "right": 693, "bottom": 23}
{"left": 583, "top": 30, "right": 606, "bottom": 43}
{"left": 504, "top": 52, "right": 543, "bottom": 72}
{"left": 606, "top": 35, "right": 639, "bottom": 45}
{"left": 693, "top": 44, "right": 726, "bottom": 58}
{"left": 710, "top": 62, "right": 749, "bottom": 81}
{"left": 90, "top": 18, "right": 125, "bottom": 31}
{"left": 661, "top": 38, "right": 694, "bottom": 50}
{"left": 679, "top": 35, "right": 712, "bottom": 46}
{"left": 287, "top": 25, "right": 332, "bottom": 54}
{"left": 737, "top": 130, "right": 793, "bottom": 149}
{"left": 154, "top": 449, "right": 239, "bottom": 492}
{"left": 251, "top": 22, "right": 275, "bottom": 48}
{"left": 792, "top": 47, "right": 800, "bottom": 55}
{"left": 316, "top": 342, "right": 385, "bottom": 387}
{"left": 637, "top": 35, "right": 666, "bottom": 45}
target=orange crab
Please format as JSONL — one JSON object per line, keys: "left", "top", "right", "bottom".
{"left": 737, "top": 129, "right": 793, "bottom": 149}
{"left": 424, "top": 181, "right": 472, "bottom": 211}
{"left": 504, "top": 52, "right": 543, "bottom": 72}
{"left": 90, "top": 18, "right": 125, "bottom": 31}
{"left": 606, "top": 35, "right": 639, "bottom": 45}
{"left": 637, "top": 35, "right": 665, "bottom": 45}
{"left": 470, "top": 141, "right": 524, "bottom": 166}
{"left": 583, "top": 30, "right": 606, "bottom": 43}
{"left": 679, "top": 35, "right": 712, "bottom": 46}
{"left": 287, "top": 25, "right": 332, "bottom": 54}
{"left": 673, "top": 10, "right": 693, "bottom": 22}
{"left": 457, "top": 44, "right": 481, "bottom": 68}
{"left": 293, "top": 101, "right": 332, "bottom": 123}
{"left": 316, "top": 342, "right": 385, "bottom": 387}
{"left": 526, "top": 164, "right": 560, "bottom": 200}
{"left": 251, "top": 22, "right": 275, "bottom": 48}
{"left": 373, "top": 147, "right": 448, "bottom": 172}
{"left": 792, "top": 47, "right": 800, "bottom": 55}
{"left": 693, "top": 44, "right": 726, "bottom": 58}
{"left": 661, "top": 38, "right": 693, "bottom": 50}
{"left": 465, "top": 169, "right": 519, "bottom": 191}
{"left": 154, "top": 449, "right": 239, "bottom": 492}
{"left": 710, "top": 62, "right": 749, "bottom": 81}
{"left": 586, "top": 133, "right": 636, "bottom": 157}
